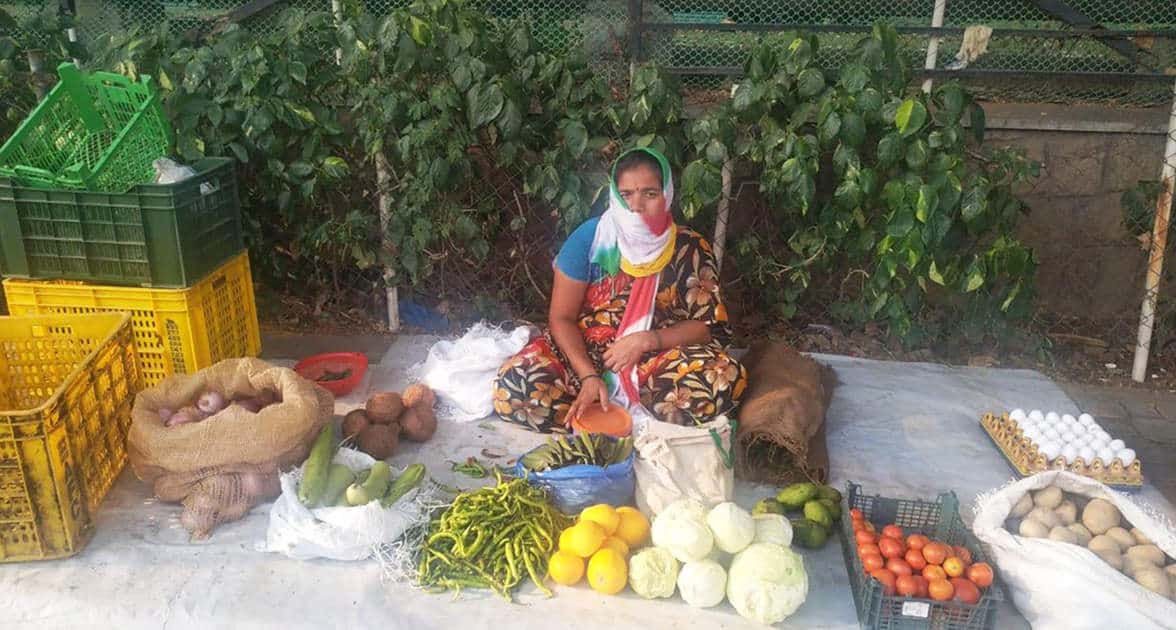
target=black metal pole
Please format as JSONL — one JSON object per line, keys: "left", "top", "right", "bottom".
{"left": 628, "top": 0, "right": 644, "bottom": 79}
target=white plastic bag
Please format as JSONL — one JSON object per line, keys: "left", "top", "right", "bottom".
{"left": 972, "top": 471, "right": 1176, "bottom": 630}
{"left": 263, "top": 448, "right": 426, "bottom": 561}
{"left": 420, "top": 322, "right": 533, "bottom": 422}
{"left": 633, "top": 416, "right": 735, "bottom": 516}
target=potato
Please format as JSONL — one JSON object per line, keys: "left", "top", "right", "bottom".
{"left": 1094, "top": 549, "right": 1123, "bottom": 571}
{"left": 1067, "top": 523, "right": 1093, "bottom": 546}
{"left": 1166, "top": 564, "right": 1176, "bottom": 577}
{"left": 1011, "top": 493, "right": 1034, "bottom": 518}
{"left": 1047, "top": 526, "right": 1079, "bottom": 544}
{"left": 365, "top": 392, "right": 404, "bottom": 425}
{"left": 357, "top": 424, "right": 399, "bottom": 460}
{"left": 402, "top": 384, "right": 436, "bottom": 409}
{"left": 1125, "top": 544, "right": 1166, "bottom": 567}
{"left": 1033, "top": 486, "right": 1064, "bottom": 509}
{"left": 1082, "top": 499, "right": 1121, "bottom": 535}
{"left": 399, "top": 405, "right": 437, "bottom": 442}
{"left": 1132, "top": 527, "right": 1154, "bottom": 546}
{"left": 342, "top": 409, "right": 371, "bottom": 439}
{"left": 1054, "top": 500, "right": 1078, "bottom": 526}
{"left": 1106, "top": 527, "right": 1136, "bottom": 550}
{"left": 1125, "top": 556, "right": 1159, "bottom": 579}
{"left": 1135, "top": 567, "right": 1172, "bottom": 598}
{"left": 1028, "top": 506, "right": 1061, "bottom": 529}
{"left": 1019, "top": 518, "right": 1050, "bottom": 538}
{"left": 1089, "top": 535, "right": 1122, "bottom": 554}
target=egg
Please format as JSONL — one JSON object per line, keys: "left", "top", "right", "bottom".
{"left": 1061, "top": 414, "right": 1076, "bottom": 425}
{"left": 1039, "top": 441, "right": 1061, "bottom": 462}
{"left": 1078, "top": 413, "right": 1095, "bottom": 425}
{"left": 1077, "top": 433, "right": 1094, "bottom": 445}
{"left": 1010, "top": 408, "right": 1027, "bottom": 422}
{"left": 1116, "top": 448, "right": 1137, "bottom": 467}
{"left": 1029, "top": 409, "right": 1044, "bottom": 422}
{"left": 1078, "top": 447, "right": 1095, "bottom": 464}
{"left": 1108, "top": 439, "right": 1126, "bottom": 452}
{"left": 1089, "top": 438, "right": 1108, "bottom": 451}
{"left": 1061, "top": 444, "right": 1078, "bottom": 464}
{"left": 1060, "top": 431, "right": 1077, "bottom": 444}
{"left": 1097, "top": 448, "right": 1115, "bottom": 466}
{"left": 1093, "top": 430, "right": 1110, "bottom": 442}
{"left": 1044, "top": 427, "right": 1061, "bottom": 440}
{"left": 1025, "top": 428, "right": 1041, "bottom": 442}
{"left": 1045, "top": 411, "right": 1061, "bottom": 424}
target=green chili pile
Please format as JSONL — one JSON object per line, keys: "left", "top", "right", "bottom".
{"left": 418, "top": 471, "right": 569, "bottom": 601}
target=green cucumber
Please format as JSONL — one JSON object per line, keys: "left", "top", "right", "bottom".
{"left": 297, "top": 424, "right": 335, "bottom": 507}
{"left": 381, "top": 463, "right": 427, "bottom": 507}
{"left": 346, "top": 461, "right": 392, "bottom": 506}
{"left": 318, "top": 463, "right": 355, "bottom": 507}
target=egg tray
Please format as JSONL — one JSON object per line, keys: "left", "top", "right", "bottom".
{"left": 979, "top": 413, "right": 1143, "bottom": 489}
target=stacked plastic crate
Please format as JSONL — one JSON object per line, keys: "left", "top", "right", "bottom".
{"left": 0, "top": 63, "right": 261, "bottom": 387}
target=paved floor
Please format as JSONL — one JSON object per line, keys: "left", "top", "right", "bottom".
{"left": 260, "top": 331, "right": 1176, "bottom": 506}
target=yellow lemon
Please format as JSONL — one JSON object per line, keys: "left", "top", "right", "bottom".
{"left": 548, "top": 550, "right": 585, "bottom": 586}
{"left": 562, "top": 521, "right": 607, "bottom": 558}
{"left": 580, "top": 504, "right": 620, "bottom": 536}
{"left": 614, "top": 506, "right": 651, "bottom": 547}
{"left": 602, "top": 536, "right": 630, "bottom": 558}
{"left": 586, "top": 548, "right": 628, "bottom": 595}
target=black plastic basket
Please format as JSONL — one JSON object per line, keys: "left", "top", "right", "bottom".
{"left": 840, "top": 482, "right": 1004, "bottom": 630}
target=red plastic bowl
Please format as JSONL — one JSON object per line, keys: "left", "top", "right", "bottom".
{"left": 293, "top": 352, "right": 368, "bottom": 396}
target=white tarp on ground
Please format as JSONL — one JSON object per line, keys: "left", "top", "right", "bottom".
{"left": 2, "top": 346, "right": 1173, "bottom": 630}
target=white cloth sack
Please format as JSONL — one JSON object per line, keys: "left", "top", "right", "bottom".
{"left": 263, "top": 448, "right": 425, "bottom": 561}
{"left": 633, "top": 416, "right": 735, "bottom": 516}
{"left": 420, "top": 322, "right": 533, "bottom": 422}
{"left": 972, "top": 470, "right": 1176, "bottom": 630}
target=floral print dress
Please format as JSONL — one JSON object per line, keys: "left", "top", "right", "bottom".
{"left": 493, "top": 226, "right": 748, "bottom": 433}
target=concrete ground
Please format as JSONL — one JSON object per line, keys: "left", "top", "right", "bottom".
{"left": 260, "top": 330, "right": 1176, "bottom": 507}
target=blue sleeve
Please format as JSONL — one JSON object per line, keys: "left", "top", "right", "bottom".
{"left": 555, "top": 217, "right": 599, "bottom": 282}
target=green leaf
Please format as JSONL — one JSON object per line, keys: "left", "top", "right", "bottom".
{"left": 833, "top": 143, "right": 859, "bottom": 175}
{"left": 452, "top": 63, "right": 473, "bottom": 92}
{"left": 705, "top": 138, "right": 728, "bottom": 166}
{"left": 928, "top": 131, "right": 945, "bottom": 148}
{"left": 835, "top": 180, "right": 863, "bottom": 210}
{"left": 857, "top": 88, "right": 883, "bottom": 116}
{"left": 965, "top": 263, "right": 985, "bottom": 292}
{"left": 157, "top": 68, "right": 174, "bottom": 91}
{"left": 839, "top": 64, "right": 870, "bottom": 93}
{"left": 467, "top": 83, "right": 505, "bottom": 128}
{"left": 797, "top": 68, "right": 825, "bottom": 98}
{"left": 791, "top": 175, "right": 816, "bottom": 212}
{"left": 228, "top": 142, "right": 248, "bottom": 163}
{"left": 939, "top": 82, "right": 967, "bottom": 119}
{"left": 289, "top": 61, "right": 307, "bottom": 85}
{"left": 887, "top": 209, "right": 914, "bottom": 237}
{"left": 497, "top": 100, "right": 522, "bottom": 139}
{"left": 916, "top": 184, "right": 937, "bottom": 222}
{"left": 895, "top": 99, "right": 927, "bottom": 137}
{"left": 820, "top": 111, "right": 842, "bottom": 146}
{"left": 970, "top": 104, "right": 986, "bottom": 143}
{"left": 926, "top": 210, "right": 952, "bottom": 246}
{"left": 859, "top": 168, "right": 878, "bottom": 196}
{"left": 780, "top": 158, "right": 802, "bottom": 183}
{"left": 286, "top": 103, "right": 316, "bottom": 124}
{"left": 905, "top": 140, "right": 929, "bottom": 169}
{"left": 941, "top": 172, "right": 963, "bottom": 210}
{"left": 563, "top": 120, "right": 588, "bottom": 157}
{"left": 732, "top": 84, "right": 755, "bottom": 112}
{"left": 408, "top": 16, "right": 432, "bottom": 46}
{"left": 882, "top": 99, "right": 902, "bottom": 124}
{"left": 928, "top": 260, "right": 945, "bottom": 285}
{"left": 682, "top": 161, "right": 723, "bottom": 213}
{"left": 870, "top": 292, "right": 889, "bottom": 316}
{"left": 786, "top": 38, "right": 813, "bottom": 74}
{"left": 962, "top": 183, "right": 989, "bottom": 222}
{"left": 289, "top": 161, "right": 314, "bottom": 177}
{"left": 883, "top": 179, "right": 906, "bottom": 210}
{"left": 840, "top": 112, "right": 866, "bottom": 147}
{"left": 876, "top": 133, "right": 903, "bottom": 166}
{"left": 321, "top": 156, "right": 348, "bottom": 179}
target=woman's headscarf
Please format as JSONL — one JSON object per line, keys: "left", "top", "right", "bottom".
{"left": 586, "top": 147, "right": 676, "bottom": 432}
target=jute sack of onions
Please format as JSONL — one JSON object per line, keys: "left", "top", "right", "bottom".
{"left": 129, "top": 358, "right": 333, "bottom": 539}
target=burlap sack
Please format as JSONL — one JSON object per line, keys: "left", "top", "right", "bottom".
{"left": 734, "top": 342, "right": 837, "bottom": 486}
{"left": 129, "top": 358, "right": 333, "bottom": 539}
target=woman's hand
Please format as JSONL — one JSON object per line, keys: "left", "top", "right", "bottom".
{"left": 567, "top": 376, "right": 609, "bottom": 424}
{"left": 603, "top": 331, "right": 656, "bottom": 373}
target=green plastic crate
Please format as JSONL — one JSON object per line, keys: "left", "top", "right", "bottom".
{"left": 0, "top": 62, "right": 174, "bottom": 193}
{"left": 0, "top": 158, "right": 243, "bottom": 288}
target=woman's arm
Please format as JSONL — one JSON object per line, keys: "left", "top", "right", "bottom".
{"left": 549, "top": 268, "right": 598, "bottom": 379}
{"left": 602, "top": 320, "right": 709, "bottom": 372}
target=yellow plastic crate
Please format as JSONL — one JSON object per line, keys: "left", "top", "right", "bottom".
{"left": 2, "top": 251, "right": 260, "bottom": 386}
{"left": 0, "top": 312, "right": 142, "bottom": 562}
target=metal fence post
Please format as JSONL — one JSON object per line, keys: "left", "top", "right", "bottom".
{"left": 1132, "top": 79, "right": 1176, "bottom": 383}
{"left": 628, "top": 0, "right": 643, "bottom": 83}
{"left": 922, "top": 0, "right": 949, "bottom": 94}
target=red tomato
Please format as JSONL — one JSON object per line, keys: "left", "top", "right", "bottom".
{"left": 858, "top": 543, "right": 881, "bottom": 557}
{"left": 906, "top": 534, "right": 930, "bottom": 551}
{"left": 869, "top": 569, "right": 898, "bottom": 596}
{"left": 951, "top": 578, "right": 981, "bottom": 605}
{"left": 878, "top": 536, "right": 905, "bottom": 559}
{"left": 966, "top": 562, "right": 994, "bottom": 589}
{"left": 862, "top": 553, "right": 886, "bottom": 573}
{"left": 914, "top": 576, "right": 930, "bottom": 598}
{"left": 953, "top": 546, "right": 974, "bottom": 565}
{"left": 904, "top": 548, "right": 928, "bottom": 571}
{"left": 881, "top": 524, "right": 904, "bottom": 540}
{"left": 855, "top": 530, "right": 877, "bottom": 546}
{"left": 850, "top": 508, "right": 864, "bottom": 522}
{"left": 896, "top": 575, "right": 919, "bottom": 597}
{"left": 886, "top": 558, "right": 913, "bottom": 577}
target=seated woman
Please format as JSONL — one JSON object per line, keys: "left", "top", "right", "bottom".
{"left": 493, "top": 147, "right": 748, "bottom": 433}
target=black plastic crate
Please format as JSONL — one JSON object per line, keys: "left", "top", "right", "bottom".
{"left": 841, "top": 482, "right": 1004, "bottom": 630}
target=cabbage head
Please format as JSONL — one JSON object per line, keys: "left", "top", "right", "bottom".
{"left": 628, "top": 547, "right": 679, "bottom": 599}
{"left": 677, "top": 560, "right": 727, "bottom": 608}
{"left": 726, "top": 542, "right": 808, "bottom": 624}
{"left": 706, "top": 502, "right": 755, "bottom": 554}
{"left": 752, "top": 513, "right": 793, "bottom": 547}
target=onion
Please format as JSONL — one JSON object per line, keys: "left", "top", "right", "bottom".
{"left": 157, "top": 408, "right": 173, "bottom": 422}
{"left": 233, "top": 397, "right": 264, "bottom": 413}
{"left": 196, "top": 390, "right": 227, "bottom": 415}
{"left": 166, "top": 406, "right": 207, "bottom": 427}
